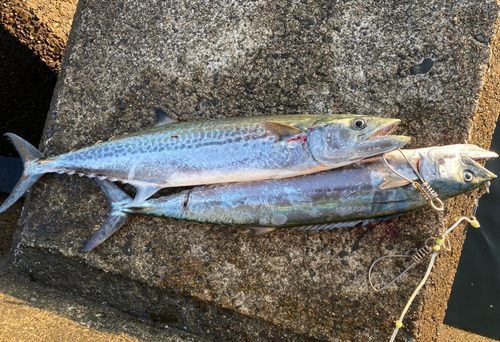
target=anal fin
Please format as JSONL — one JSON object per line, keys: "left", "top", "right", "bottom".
{"left": 293, "top": 214, "right": 402, "bottom": 231}
{"left": 247, "top": 227, "right": 277, "bottom": 237}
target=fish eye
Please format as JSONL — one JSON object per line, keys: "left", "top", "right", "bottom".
{"left": 463, "top": 170, "right": 475, "bottom": 182}
{"left": 353, "top": 119, "right": 367, "bottom": 129}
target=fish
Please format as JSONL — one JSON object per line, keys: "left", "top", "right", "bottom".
{"left": 0, "top": 114, "right": 409, "bottom": 213}
{"left": 82, "top": 144, "right": 497, "bottom": 251}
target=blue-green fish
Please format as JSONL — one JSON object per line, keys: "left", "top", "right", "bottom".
{"left": 1, "top": 114, "right": 408, "bottom": 213}
{"left": 84, "top": 144, "right": 497, "bottom": 251}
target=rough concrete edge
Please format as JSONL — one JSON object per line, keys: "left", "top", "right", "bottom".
{"left": 7, "top": 246, "right": 321, "bottom": 342}
{"left": 14, "top": 0, "right": 84, "bottom": 243}
{"left": 438, "top": 324, "right": 500, "bottom": 342}
{"left": 1, "top": 1, "right": 313, "bottom": 340}
{"left": 0, "top": 273, "right": 208, "bottom": 342}
{"left": 36, "top": 0, "right": 85, "bottom": 153}
{"left": 0, "top": 0, "right": 83, "bottom": 279}
{"left": 417, "top": 11, "right": 500, "bottom": 342}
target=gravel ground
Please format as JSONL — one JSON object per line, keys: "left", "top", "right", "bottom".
{"left": 0, "top": 0, "right": 497, "bottom": 341}
{"left": 0, "top": 274, "right": 203, "bottom": 342}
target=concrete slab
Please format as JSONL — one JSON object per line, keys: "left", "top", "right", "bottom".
{"left": 4, "top": 0, "right": 500, "bottom": 341}
{"left": 0, "top": 273, "right": 496, "bottom": 342}
{"left": 0, "top": 274, "right": 204, "bottom": 342}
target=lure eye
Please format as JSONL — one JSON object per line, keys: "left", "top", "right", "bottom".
{"left": 353, "top": 119, "right": 367, "bottom": 129}
{"left": 463, "top": 170, "right": 475, "bottom": 182}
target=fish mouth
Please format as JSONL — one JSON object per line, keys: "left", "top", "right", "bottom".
{"left": 364, "top": 120, "right": 400, "bottom": 141}
{"left": 467, "top": 149, "right": 499, "bottom": 162}
{"left": 361, "top": 119, "right": 410, "bottom": 148}
{"left": 444, "top": 144, "right": 499, "bottom": 161}
{"left": 460, "top": 145, "right": 498, "bottom": 180}
{"left": 356, "top": 118, "right": 410, "bottom": 158}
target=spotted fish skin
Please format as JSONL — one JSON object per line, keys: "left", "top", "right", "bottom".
{"left": 83, "top": 144, "right": 497, "bottom": 251}
{"left": 0, "top": 114, "right": 409, "bottom": 213}
{"left": 40, "top": 118, "right": 322, "bottom": 185}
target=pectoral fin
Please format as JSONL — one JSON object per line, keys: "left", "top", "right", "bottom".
{"left": 379, "top": 179, "right": 412, "bottom": 190}
{"left": 260, "top": 122, "right": 303, "bottom": 141}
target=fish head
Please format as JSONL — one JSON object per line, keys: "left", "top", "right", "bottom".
{"left": 306, "top": 115, "right": 410, "bottom": 167}
{"left": 416, "top": 144, "right": 497, "bottom": 199}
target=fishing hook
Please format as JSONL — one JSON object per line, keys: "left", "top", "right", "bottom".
{"left": 370, "top": 181, "right": 490, "bottom": 342}
{"left": 368, "top": 238, "right": 435, "bottom": 292}
{"left": 382, "top": 149, "right": 444, "bottom": 211}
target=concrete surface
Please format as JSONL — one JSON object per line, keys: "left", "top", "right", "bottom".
{"left": 0, "top": 273, "right": 206, "bottom": 342}
{"left": 2, "top": 0, "right": 500, "bottom": 341}
{"left": 1, "top": 272, "right": 498, "bottom": 342}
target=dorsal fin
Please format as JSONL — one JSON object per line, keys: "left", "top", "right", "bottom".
{"left": 260, "top": 122, "right": 303, "bottom": 141}
{"left": 154, "top": 108, "right": 178, "bottom": 126}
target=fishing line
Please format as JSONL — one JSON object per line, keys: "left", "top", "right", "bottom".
{"left": 372, "top": 152, "right": 491, "bottom": 341}
{"left": 385, "top": 215, "right": 481, "bottom": 342}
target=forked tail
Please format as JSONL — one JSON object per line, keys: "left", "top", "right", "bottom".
{"left": 81, "top": 179, "right": 132, "bottom": 251}
{"left": 0, "top": 133, "right": 44, "bottom": 214}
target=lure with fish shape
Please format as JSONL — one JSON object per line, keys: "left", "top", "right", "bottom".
{"left": 83, "top": 144, "right": 497, "bottom": 251}
{"left": 0, "top": 114, "right": 409, "bottom": 213}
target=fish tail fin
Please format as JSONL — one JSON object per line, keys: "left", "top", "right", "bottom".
{"left": 0, "top": 133, "right": 45, "bottom": 214}
{"left": 81, "top": 179, "right": 132, "bottom": 251}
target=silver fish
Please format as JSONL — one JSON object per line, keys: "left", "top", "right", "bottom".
{"left": 0, "top": 114, "right": 408, "bottom": 213}
{"left": 83, "top": 144, "right": 497, "bottom": 251}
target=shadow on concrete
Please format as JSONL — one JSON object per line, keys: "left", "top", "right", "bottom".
{"left": 0, "top": 274, "right": 193, "bottom": 342}
{"left": 0, "top": 246, "right": 319, "bottom": 342}
{"left": 0, "top": 24, "right": 57, "bottom": 157}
